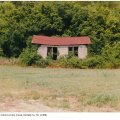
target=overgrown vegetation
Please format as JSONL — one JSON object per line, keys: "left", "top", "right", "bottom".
{"left": 19, "top": 46, "right": 120, "bottom": 68}
{"left": 19, "top": 47, "right": 40, "bottom": 66}
{"left": 0, "top": 1, "right": 120, "bottom": 68}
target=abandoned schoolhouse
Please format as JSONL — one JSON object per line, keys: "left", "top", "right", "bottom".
{"left": 32, "top": 35, "right": 91, "bottom": 60}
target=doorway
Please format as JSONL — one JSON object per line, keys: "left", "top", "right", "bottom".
{"left": 53, "top": 47, "right": 57, "bottom": 60}
{"left": 47, "top": 47, "right": 58, "bottom": 60}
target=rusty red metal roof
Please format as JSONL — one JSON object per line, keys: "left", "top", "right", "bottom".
{"left": 32, "top": 35, "right": 91, "bottom": 46}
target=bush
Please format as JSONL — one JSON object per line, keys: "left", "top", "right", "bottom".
{"left": 55, "top": 54, "right": 82, "bottom": 68}
{"left": 19, "top": 42, "right": 120, "bottom": 69}
{"left": 67, "top": 56, "right": 81, "bottom": 68}
{"left": 49, "top": 54, "right": 105, "bottom": 69}
{"left": 36, "top": 58, "right": 51, "bottom": 68}
{"left": 81, "top": 56, "right": 104, "bottom": 68}
{"left": 101, "top": 42, "right": 120, "bottom": 68}
{"left": 103, "top": 59, "right": 120, "bottom": 69}
{"left": 19, "top": 46, "right": 52, "bottom": 67}
{"left": 0, "top": 48, "right": 3, "bottom": 56}
{"left": 19, "top": 47, "right": 41, "bottom": 66}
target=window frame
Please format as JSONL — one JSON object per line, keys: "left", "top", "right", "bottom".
{"left": 47, "top": 46, "right": 58, "bottom": 60}
{"left": 68, "top": 46, "right": 78, "bottom": 57}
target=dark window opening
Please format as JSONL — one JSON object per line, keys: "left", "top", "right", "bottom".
{"left": 69, "top": 47, "right": 73, "bottom": 52}
{"left": 68, "top": 46, "right": 78, "bottom": 57}
{"left": 74, "top": 47, "right": 78, "bottom": 56}
{"left": 53, "top": 47, "right": 57, "bottom": 60}
{"left": 47, "top": 47, "right": 58, "bottom": 60}
{"left": 47, "top": 47, "right": 52, "bottom": 56}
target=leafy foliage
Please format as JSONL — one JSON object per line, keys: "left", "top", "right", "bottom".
{"left": 0, "top": 1, "right": 120, "bottom": 68}
{"left": 19, "top": 47, "right": 40, "bottom": 66}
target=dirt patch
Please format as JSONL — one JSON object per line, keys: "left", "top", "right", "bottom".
{"left": 80, "top": 105, "right": 118, "bottom": 112}
{"left": 0, "top": 97, "right": 118, "bottom": 112}
{"left": 0, "top": 59, "right": 9, "bottom": 65}
{"left": 0, "top": 99, "right": 66, "bottom": 112}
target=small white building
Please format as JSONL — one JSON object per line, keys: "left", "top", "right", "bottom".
{"left": 32, "top": 35, "right": 91, "bottom": 60}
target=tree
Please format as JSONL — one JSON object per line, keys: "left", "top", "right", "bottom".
{"left": 0, "top": 1, "right": 120, "bottom": 60}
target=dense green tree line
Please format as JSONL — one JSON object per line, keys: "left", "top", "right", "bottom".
{"left": 0, "top": 1, "right": 120, "bottom": 67}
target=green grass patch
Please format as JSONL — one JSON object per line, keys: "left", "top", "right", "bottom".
{"left": 83, "top": 94, "right": 118, "bottom": 107}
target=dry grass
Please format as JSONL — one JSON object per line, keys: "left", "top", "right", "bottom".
{"left": 0, "top": 65, "right": 120, "bottom": 112}
{"left": 0, "top": 57, "right": 19, "bottom": 65}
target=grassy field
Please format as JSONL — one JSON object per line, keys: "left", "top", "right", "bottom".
{"left": 0, "top": 65, "right": 120, "bottom": 111}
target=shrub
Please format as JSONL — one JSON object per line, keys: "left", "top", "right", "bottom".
{"left": 19, "top": 42, "right": 120, "bottom": 69}
{"left": 36, "top": 58, "right": 51, "bottom": 68}
{"left": 67, "top": 56, "right": 81, "bottom": 68}
{"left": 0, "top": 48, "right": 3, "bottom": 56}
{"left": 20, "top": 46, "right": 52, "bottom": 67}
{"left": 56, "top": 54, "right": 82, "bottom": 68}
{"left": 101, "top": 42, "right": 120, "bottom": 68}
{"left": 103, "top": 59, "right": 120, "bottom": 69}
{"left": 19, "top": 47, "right": 41, "bottom": 66}
{"left": 81, "top": 56, "right": 104, "bottom": 68}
